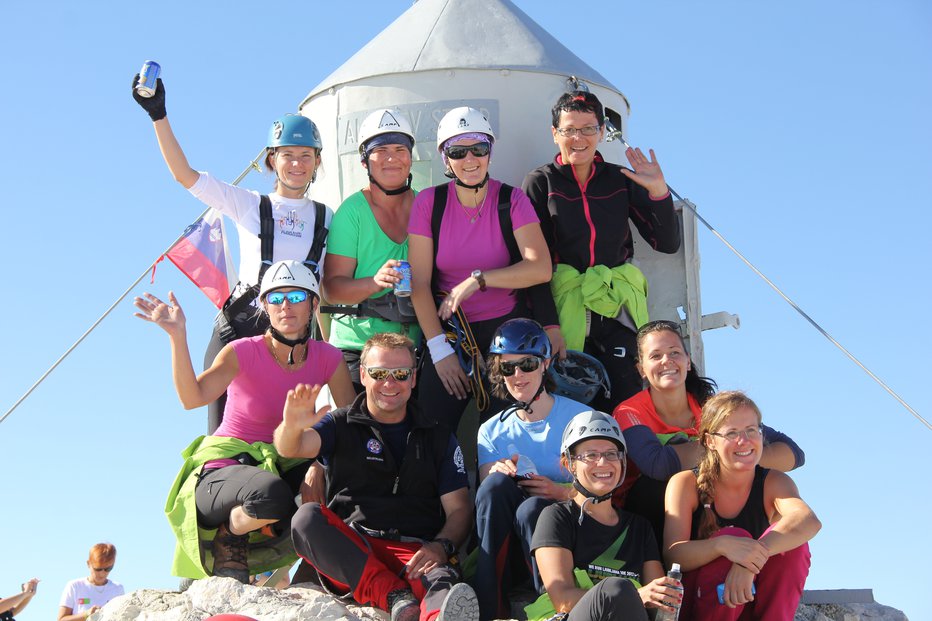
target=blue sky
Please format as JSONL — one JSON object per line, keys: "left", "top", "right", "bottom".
{"left": 1, "top": 1, "right": 929, "bottom": 619}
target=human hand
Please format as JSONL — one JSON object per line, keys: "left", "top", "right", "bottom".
{"left": 372, "top": 259, "right": 403, "bottom": 290}
{"left": 620, "top": 147, "right": 667, "bottom": 198}
{"left": 721, "top": 563, "right": 756, "bottom": 608}
{"left": 300, "top": 461, "right": 327, "bottom": 505}
{"left": 545, "top": 326, "right": 567, "bottom": 360}
{"left": 86, "top": 605, "right": 101, "bottom": 618}
{"left": 131, "top": 75, "right": 167, "bottom": 121}
{"left": 283, "top": 384, "right": 332, "bottom": 430}
{"left": 716, "top": 535, "right": 769, "bottom": 573}
{"left": 434, "top": 355, "right": 470, "bottom": 400}
{"left": 21, "top": 578, "right": 39, "bottom": 595}
{"left": 437, "top": 278, "right": 480, "bottom": 320}
{"left": 134, "top": 291, "right": 186, "bottom": 337}
{"left": 518, "top": 474, "right": 570, "bottom": 501}
{"left": 488, "top": 455, "right": 519, "bottom": 477}
{"left": 406, "top": 541, "right": 447, "bottom": 579}
{"left": 638, "top": 575, "right": 682, "bottom": 611}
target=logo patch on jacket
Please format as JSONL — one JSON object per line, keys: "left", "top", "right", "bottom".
{"left": 367, "top": 439, "right": 383, "bottom": 454}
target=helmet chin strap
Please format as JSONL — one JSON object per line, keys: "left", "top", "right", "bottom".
{"left": 369, "top": 172, "right": 412, "bottom": 196}
{"left": 454, "top": 172, "right": 490, "bottom": 191}
{"left": 499, "top": 378, "right": 547, "bottom": 422}
{"left": 572, "top": 457, "right": 627, "bottom": 525}
{"left": 269, "top": 326, "right": 311, "bottom": 365}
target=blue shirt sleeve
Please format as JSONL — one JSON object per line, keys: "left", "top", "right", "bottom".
{"left": 311, "top": 413, "right": 337, "bottom": 465}
{"left": 623, "top": 425, "right": 684, "bottom": 480}
{"left": 437, "top": 434, "right": 469, "bottom": 496}
{"left": 761, "top": 423, "right": 805, "bottom": 468}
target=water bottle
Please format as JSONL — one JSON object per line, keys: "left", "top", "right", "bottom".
{"left": 507, "top": 444, "right": 538, "bottom": 478}
{"left": 654, "top": 563, "right": 683, "bottom": 621}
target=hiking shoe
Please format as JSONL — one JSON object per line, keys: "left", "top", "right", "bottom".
{"left": 438, "top": 583, "right": 479, "bottom": 621}
{"left": 387, "top": 588, "right": 420, "bottom": 621}
{"left": 213, "top": 523, "right": 249, "bottom": 584}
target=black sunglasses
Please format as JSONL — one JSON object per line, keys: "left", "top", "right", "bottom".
{"left": 444, "top": 143, "right": 491, "bottom": 160}
{"left": 500, "top": 356, "right": 542, "bottom": 377}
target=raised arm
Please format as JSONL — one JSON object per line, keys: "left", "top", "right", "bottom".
{"left": 132, "top": 77, "right": 199, "bottom": 188}
{"left": 133, "top": 292, "right": 237, "bottom": 408}
{"left": 273, "top": 383, "right": 331, "bottom": 458}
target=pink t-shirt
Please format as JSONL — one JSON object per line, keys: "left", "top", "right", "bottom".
{"left": 408, "top": 179, "right": 540, "bottom": 322}
{"left": 213, "top": 336, "right": 343, "bottom": 444}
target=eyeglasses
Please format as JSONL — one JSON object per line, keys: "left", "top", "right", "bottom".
{"left": 555, "top": 125, "right": 601, "bottom": 138}
{"left": 444, "top": 142, "right": 491, "bottom": 160}
{"left": 266, "top": 290, "right": 309, "bottom": 305}
{"left": 573, "top": 450, "right": 622, "bottom": 464}
{"left": 363, "top": 366, "right": 414, "bottom": 382}
{"left": 710, "top": 427, "right": 762, "bottom": 443}
{"left": 92, "top": 566, "right": 114, "bottom": 572}
{"left": 500, "top": 356, "right": 542, "bottom": 377}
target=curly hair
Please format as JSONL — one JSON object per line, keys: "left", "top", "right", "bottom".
{"left": 694, "top": 391, "right": 763, "bottom": 540}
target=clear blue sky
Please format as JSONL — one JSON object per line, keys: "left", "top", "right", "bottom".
{"left": 1, "top": 1, "right": 929, "bottom": 619}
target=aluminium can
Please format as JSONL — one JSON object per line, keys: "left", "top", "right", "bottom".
{"left": 135, "top": 60, "right": 161, "bottom": 98}
{"left": 394, "top": 261, "right": 412, "bottom": 297}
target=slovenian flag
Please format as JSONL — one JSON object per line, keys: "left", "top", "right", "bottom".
{"left": 164, "top": 209, "right": 237, "bottom": 308}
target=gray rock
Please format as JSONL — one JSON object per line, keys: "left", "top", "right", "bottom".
{"left": 795, "top": 602, "right": 909, "bottom": 621}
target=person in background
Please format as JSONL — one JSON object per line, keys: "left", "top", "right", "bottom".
{"left": 613, "top": 320, "right": 804, "bottom": 548}
{"left": 58, "top": 544, "right": 123, "bottom": 621}
{"left": 408, "top": 106, "right": 552, "bottom": 432}
{"left": 664, "top": 391, "right": 820, "bottom": 619}
{"left": 522, "top": 91, "right": 681, "bottom": 413}
{"left": 528, "top": 412, "right": 681, "bottom": 621}
{"left": 473, "top": 319, "right": 591, "bottom": 620}
{"left": 133, "top": 75, "right": 332, "bottom": 433}
{"left": 0, "top": 578, "right": 38, "bottom": 621}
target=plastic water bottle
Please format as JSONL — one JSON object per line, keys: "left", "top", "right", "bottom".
{"left": 507, "top": 444, "right": 538, "bottom": 478}
{"left": 654, "top": 563, "right": 683, "bottom": 621}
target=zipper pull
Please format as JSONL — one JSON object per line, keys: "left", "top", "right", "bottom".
{"left": 392, "top": 476, "right": 400, "bottom": 495}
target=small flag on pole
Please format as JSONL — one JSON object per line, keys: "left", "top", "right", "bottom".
{"left": 164, "top": 210, "right": 237, "bottom": 309}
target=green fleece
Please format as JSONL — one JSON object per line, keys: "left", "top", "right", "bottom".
{"left": 164, "top": 435, "right": 306, "bottom": 578}
{"left": 551, "top": 263, "right": 650, "bottom": 350}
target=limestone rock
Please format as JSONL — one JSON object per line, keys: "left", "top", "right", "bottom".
{"left": 795, "top": 602, "right": 909, "bottom": 621}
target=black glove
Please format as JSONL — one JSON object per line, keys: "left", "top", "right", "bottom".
{"left": 132, "top": 74, "right": 167, "bottom": 121}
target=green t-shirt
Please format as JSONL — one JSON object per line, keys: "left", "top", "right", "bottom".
{"left": 327, "top": 190, "right": 422, "bottom": 350}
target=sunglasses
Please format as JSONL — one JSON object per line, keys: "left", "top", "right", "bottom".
{"left": 444, "top": 142, "right": 491, "bottom": 160}
{"left": 92, "top": 566, "right": 114, "bottom": 572}
{"left": 364, "top": 366, "right": 414, "bottom": 382}
{"left": 500, "top": 356, "right": 542, "bottom": 377}
{"left": 266, "top": 290, "right": 309, "bottom": 305}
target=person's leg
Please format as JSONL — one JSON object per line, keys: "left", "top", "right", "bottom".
{"left": 566, "top": 577, "right": 648, "bottom": 621}
{"left": 745, "top": 525, "right": 811, "bottom": 621}
{"left": 622, "top": 475, "right": 668, "bottom": 552}
{"left": 474, "top": 473, "right": 526, "bottom": 620}
{"left": 195, "top": 465, "right": 298, "bottom": 532}
{"left": 679, "top": 527, "right": 751, "bottom": 621}
{"left": 585, "top": 317, "right": 641, "bottom": 412}
{"left": 417, "top": 351, "right": 471, "bottom": 432}
{"left": 513, "top": 496, "right": 554, "bottom": 592}
{"left": 341, "top": 348, "right": 364, "bottom": 395}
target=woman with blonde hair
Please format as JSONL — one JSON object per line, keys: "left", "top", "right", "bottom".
{"left": 664, "top": 391, "right": 820, "bottom": 619}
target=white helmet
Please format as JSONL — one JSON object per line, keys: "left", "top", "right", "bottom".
{"left": 436, "top": 106, "right": 495, "bottom": 152}
{"left": 560, "top": 410, "right": 627, "bottom": 459}
{"left": 358, "top": 109, "right": 415, "bottom": 155}
{"left": 259, "top": 260, "right": 320, "bottom": 299}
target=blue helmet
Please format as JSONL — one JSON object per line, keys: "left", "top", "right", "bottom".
{"left": 548, "top": 350, "right": 611, "bottom": 405}
{"left": 488, "top": 318, "right": 551, "bottom": 359}
{"left": 267, "top": 114, "right": 322, "bottom": 150}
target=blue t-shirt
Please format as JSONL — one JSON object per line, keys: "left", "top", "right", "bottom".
{"left": 477, "top": 394, "right": 588, "bottom": 481}
{"left": 315, "top": 413, "right": 468, "bottom": 496}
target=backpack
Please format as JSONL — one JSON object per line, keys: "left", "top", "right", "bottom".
{"left": 215, "top": 196, "right": 328, "bottom": 343}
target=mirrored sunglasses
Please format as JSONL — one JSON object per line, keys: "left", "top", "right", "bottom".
{"left": 364, "top": 366, "right": 414, "bottom": 382}
{"left": 266, "top": 290, "right": 309, "bottom": 305}
{"left": 444, "top": 142, "right": 491, "bottom": 160}
{"left": 500, "top": 356, "right": 542, "bottom": 377}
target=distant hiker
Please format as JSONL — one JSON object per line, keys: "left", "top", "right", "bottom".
{"left": 522, "top": 90, "right": 682, "bottom": 412}
{"left": 58, "top": 544, "right": 123, "bottom": 621}
{"left": 136, "top": 261, "right": 354, "bottom": 584}
{"left": 1, "top": 578, "right": 38, "bottom": 621}
{"left": 664, "top": 391, "right": 820, "bottom": 618}
{"left": 408, "top": 106, "right": 552, "bottom": 433}
{"left": 133, "top": 75, "right": 333, "bottom": 434}
{"left": 614, "top": 320, "right": 804, "bottom": 548}
{"left": 274, "top": 332, "right": 480, "bottom": 621}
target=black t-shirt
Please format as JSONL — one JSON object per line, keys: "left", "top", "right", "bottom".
{"left": 531, "top": 500, "right": 661, "bottom": 588}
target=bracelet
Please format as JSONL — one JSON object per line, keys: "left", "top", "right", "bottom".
{"left": 427, "top": 334, "right": 455, "bottom": 363}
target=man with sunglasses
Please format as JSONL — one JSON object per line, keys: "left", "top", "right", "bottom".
{"left": 274, "top": 332, "right": 479, "bottom": 621}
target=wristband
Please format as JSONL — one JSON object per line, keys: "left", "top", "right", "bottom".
{"left": 427, "top": 334, "right": 455, "bottom": 363}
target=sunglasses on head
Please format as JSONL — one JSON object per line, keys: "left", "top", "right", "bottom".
{"left": 500, "top": 356, "right": 542, "bottom": 377}
{"left": 444, "top": 142, "right": 491, "bottom": 160}
{"left": 266, "top": 290, "right": 309, "bottom": 305}
{"left": 364, "top": 366, "right": 414, "bottom": 382}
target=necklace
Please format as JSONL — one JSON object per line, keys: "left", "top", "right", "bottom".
{"left": 266, "top": 334, "right": 305, "bottom": 369}
{"left": 459, "top": 195, "right": 485, "bottom": 223}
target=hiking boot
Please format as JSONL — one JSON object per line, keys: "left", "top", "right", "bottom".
{"left": 438, "top": 583, "right": 479, "bottom": 621}
{"left": 213, "top": 523, "right": 249, "bottom": 584}
{"left": 387, "top": 588, "right": 420, "bottom": 621}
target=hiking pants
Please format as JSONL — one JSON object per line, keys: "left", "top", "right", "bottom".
{"left": 568, "top": 577, "right": 648, "bottom": 621}
{"left": 195, "top": 463, "right": 308, "bottom": 530}
{"left": 584, "top": 314, "right": 641, "bottom": 413}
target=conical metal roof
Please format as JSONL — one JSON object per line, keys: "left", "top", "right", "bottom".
{"left": 301, "top": 0, "right": 616, "bottom": 104}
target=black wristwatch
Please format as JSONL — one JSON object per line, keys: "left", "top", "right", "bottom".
{"left": 433, "top": 537, "right": 456, "bottom": 558}
{"left": 471, "top": 269, "right": 487, "bottom": 291}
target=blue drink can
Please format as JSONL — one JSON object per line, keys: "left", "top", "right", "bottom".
{"left": 394, "top": 261, "right": 412, "bottom": 297}
{"left": 136, "top": 60, "right": 161, "bottom": 98}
